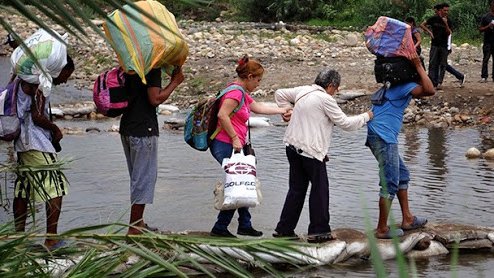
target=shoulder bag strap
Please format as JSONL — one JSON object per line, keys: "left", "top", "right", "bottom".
{"left": 209, "top": 84, "right": 247, "bottom": 141}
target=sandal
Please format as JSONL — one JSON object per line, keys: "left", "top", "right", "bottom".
{"left": 375, "top": 227, "right": 404, "bottom": 239}
{"left": 143, "top": 223, "right": 159, "bottom": 232}
{"left": 47, "top": 240, "right": 68, "bottom": 251}
{"left": 401, "top": 216, "right": 427, "bottom": 231}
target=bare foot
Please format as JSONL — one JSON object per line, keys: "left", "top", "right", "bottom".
{"left": 127, "top": 226, "right": 144, "bottom": 236}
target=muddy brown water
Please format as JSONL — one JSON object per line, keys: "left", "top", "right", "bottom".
{"left": 1, "top": 56, "right": 493, "bottom": 276}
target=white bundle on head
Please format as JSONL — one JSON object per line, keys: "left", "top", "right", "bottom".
{"left": 10, "top": 29, "right": 68, "bottom": 97}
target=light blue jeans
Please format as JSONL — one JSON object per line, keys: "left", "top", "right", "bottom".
{"left": 366, "top": 131, "right": 410, "bottom": 200}
{"left": 210, "top": 139, "right": 252, "bottom": 231}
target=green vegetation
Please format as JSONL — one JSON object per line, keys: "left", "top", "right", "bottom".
{"left": 162, "top": 0, "right": 492, "bottom": 43}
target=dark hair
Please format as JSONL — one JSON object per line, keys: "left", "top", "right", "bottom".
{"left": 434, "top": 3, "right": 449, "bottom": 10}
{"left": 65, "top": 55, "right": 74, "bottom": 72}
{"left": 405, "top": 17, "right": 416, "bottom": 25}
{"left": 314, "top": 69, "right": 340, "bottom": 89}
{"left": 235, "top": 55, "right": 264, "bottom": 79}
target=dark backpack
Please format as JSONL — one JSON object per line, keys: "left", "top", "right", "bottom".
{"left": 0, "top": 79, "right": 21, "bottom": 141}
{"left": 374, "top": 56, "right": 419, "bottom": 87}
{"left": 184, "top": 84, "right": 245, "bottom": 151}
{"left": 93, "top": 67, "right": 128, "bottom": 117}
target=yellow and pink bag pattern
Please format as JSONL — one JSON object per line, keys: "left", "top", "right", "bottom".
{"left": 104, "top": 0, "right": 189, "bottom": 83}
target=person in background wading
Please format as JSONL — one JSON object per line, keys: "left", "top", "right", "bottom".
{"left": 120, "top": 66, "right": 184, "bottom": 236}
{"left": 209, "top": 55, "right": 291, "bottom": 238}
{"left": 273, "top": 69, "right": 373, "bottom": 243}
{"left": 13, "top": 55, "right": 74, "bottom": 250}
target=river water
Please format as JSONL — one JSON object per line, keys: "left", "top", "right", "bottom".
{"left": 0, "top": 56, "right": 493, "bottom": 277}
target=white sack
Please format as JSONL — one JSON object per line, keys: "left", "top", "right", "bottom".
{"left": 10, "top": 29, "right": 68, "bottom": 97}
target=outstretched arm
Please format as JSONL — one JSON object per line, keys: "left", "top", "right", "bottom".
{"left": 250, "top": 101, "right": 290, "bottom": 115}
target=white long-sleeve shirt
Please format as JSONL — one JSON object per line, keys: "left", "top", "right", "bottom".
{"left": 275, "top": 84, "right": 370, "bottom": 161}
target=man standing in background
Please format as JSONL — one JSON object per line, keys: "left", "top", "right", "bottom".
{"left": 421, "top": 3, "right": 452, "bottom": 89}
{"left": 479, "top": 1, "right": 494, "bottom": 82}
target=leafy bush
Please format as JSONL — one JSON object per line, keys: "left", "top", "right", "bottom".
{"left": 449, "top": 0, "right": 488, "bottom": 40}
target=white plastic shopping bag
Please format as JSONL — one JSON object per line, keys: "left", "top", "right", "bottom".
{"left": 216, "top": 150, "right": 259, "bottom": 210}
{"left": 214, "top": 178, "right": 262, "bottom": 210}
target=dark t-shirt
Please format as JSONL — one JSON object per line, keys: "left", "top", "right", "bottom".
{"left": 425, "top": 15, "right": 453, "bottom": 47}
{"left": 119, "top": 68, "right": 162, "bottom": 137}
{"left": 480, "top": 12, "right": 494, "bottom": 44}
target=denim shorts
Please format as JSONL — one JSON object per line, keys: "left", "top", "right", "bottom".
{"left": 366, "top": 131, "right": 410, "bottom": 200}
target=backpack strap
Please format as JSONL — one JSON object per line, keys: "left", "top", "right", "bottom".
{"left": 216, "top": 84, "right": 246, "bottom": 112}
{"left": 12, "top": 78, "right": 21, "bottom": 116}
{"left": 209, "top": 84, "right": 247, "bottom": 141}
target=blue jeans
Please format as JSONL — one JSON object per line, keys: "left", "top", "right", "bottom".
{"left": 366, "top": 131, "right": 410, "bottom": 200}
{"left": 210, "top": 139, "right": 252, "bottom": 231}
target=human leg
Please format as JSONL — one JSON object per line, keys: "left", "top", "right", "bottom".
{"left": 306, "top": 158, "right": 330, "bottom": 235}
{"left": 128, "top": 204, "right": 145, "bottom": 235}
{"left": 14, "top": 151, "right": 68, "bottom": 235}
{"left": 437, "top": 47, "right": 449, "bottom": 86}
{"left": 490, "top": 44, "right": 494, "bottom": 80}
{"left": 428, "top": 46, "right": 441, "bottom": 87}
{"left": 13, "top": 197, "right": 28, "bottom": 232}
{"left": 445, "top": 64, "right": 464, "bottom": 81}
{"left": 275, "top": 146, "right": 310, "bottom": 235}
{"left": 209, "top": 140, "right": 238, "bottom": 235}
{"left": 366, "top": 133, "right": 402, "bottom": 237}
{"left": 481, "top": 43, "right": 491, "bottom": 79}
{"left": 236, "top": 207, "right": 262, "bottom": 236}
{"left": 395, "top": 157, "right": 427, "bottom": 230}
{"left": 45, "top": 196, "right": 62, "bottom": 247}
{"left": 121, "top": 136, "right": 158, "bottom": 235}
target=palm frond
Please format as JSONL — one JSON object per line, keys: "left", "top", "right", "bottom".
{"left": 0, "top": 221, "right": 321, "bottom": 276}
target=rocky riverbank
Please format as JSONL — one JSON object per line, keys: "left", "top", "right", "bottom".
{"left": 0, "top": 8, "right": 493, "bottom": 148}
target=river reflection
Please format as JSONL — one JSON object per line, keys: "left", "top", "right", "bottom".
{"left": 0, "top": 114, "right": 493, "bottom": 277}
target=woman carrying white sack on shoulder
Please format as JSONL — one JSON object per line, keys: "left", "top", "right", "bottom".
{"left": 273, "top": 68, "right": 373, "bottom": 243}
